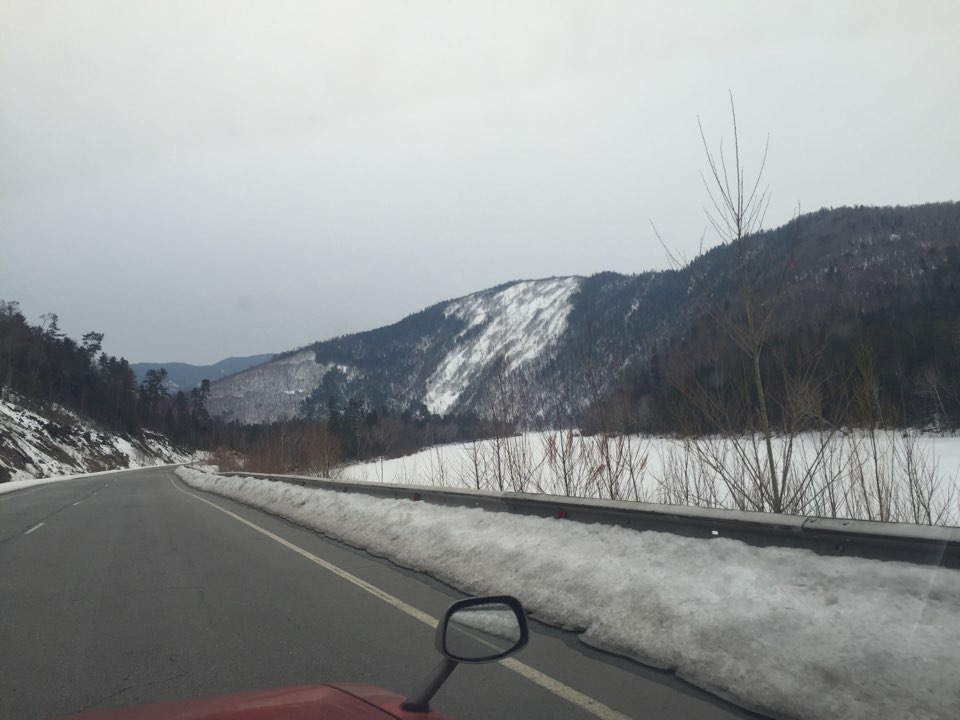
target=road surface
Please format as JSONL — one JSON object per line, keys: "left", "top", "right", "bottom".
{"left": 0, "top": 467, "right": 765, "bottom": 719}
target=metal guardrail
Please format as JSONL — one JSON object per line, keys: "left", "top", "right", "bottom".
{"left": 220, "top": 471, "right": 960, "bottom": 568}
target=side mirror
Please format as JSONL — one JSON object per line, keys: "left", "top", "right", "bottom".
{"left": 401, "top": 595, "right": 528, "bottom": 713}
{"left": 439, "top": 596, "right": 528, "bottom": 663}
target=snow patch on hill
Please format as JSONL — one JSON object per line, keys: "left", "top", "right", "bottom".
{"left": 424, "top": 277, "right": 581, "bottom": 414}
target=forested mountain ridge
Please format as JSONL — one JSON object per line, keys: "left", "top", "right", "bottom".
{"left": 131, "top": 355, "right": 274, "bottom": 391}
{"left": 207, "top": 202, "right": 960, "bottom": 429}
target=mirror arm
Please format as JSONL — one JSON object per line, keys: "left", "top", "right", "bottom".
{"left": 400, "top": 657, "right": 459, "bottom": 713}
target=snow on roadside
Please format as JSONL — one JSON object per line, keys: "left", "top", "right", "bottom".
{"left": 177, "top": 467, "right": 960, "bottom": 720}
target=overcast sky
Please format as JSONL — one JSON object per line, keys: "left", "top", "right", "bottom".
{"left": 2, "top": 1, "right": 958, "bottom": 365}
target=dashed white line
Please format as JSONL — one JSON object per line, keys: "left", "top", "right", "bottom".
{"left": 24, "top": 522, "right": 45, "bottom": 535}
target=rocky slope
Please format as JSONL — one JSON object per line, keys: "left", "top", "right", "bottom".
{"left": 0, "top": 393, "right": 190, "bottom": 482}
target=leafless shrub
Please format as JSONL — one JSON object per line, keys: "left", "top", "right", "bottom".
{"left": 541, "top": 429, "right": 586, "bottom": 497}
{"left": 504, "top": 433, "right": 546, "bottom": 493}
{"left": 211, "top": 446, "right": 243, "bottom": 472}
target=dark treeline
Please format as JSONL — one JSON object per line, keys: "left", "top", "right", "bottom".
{"left": 211, "top": 401, "right": 511, "bottom": 474}
{"left": 0, "top": 300, "right": 211, "bottom": 448}
{"left": 589, "top": 312, "right": 960, "bottom": 439}
{"left": 583, "top": 208, "right": 960, "bottom": 438}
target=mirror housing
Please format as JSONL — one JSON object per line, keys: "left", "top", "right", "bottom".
{"left": 401, "top": 595, "right": 528, "bottom": 713}
{"left": 438, "top": 595, "right": 528, "bottom": 663}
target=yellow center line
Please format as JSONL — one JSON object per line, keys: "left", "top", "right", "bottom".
{"left": 169, "top": 476, "right": 631, "bottom": 720}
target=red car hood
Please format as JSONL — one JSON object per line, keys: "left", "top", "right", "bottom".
{"left": 57, "top": 684, "right": 452, "bottom": 720}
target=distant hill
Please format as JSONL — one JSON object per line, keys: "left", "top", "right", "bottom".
{"left": 132, "top": 355, "right": 274, "bottom": 393}
{"left": 206, "top": 202, "right": 960, "bottom": 428}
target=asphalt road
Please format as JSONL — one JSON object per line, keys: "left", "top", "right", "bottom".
{"left": 0, "top": 467, "right": 765, "bottom": 720}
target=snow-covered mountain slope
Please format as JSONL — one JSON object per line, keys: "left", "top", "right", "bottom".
{"left": 207, "top": 277, "right": 583, "bottom": 423}
{"left": 424, "top": 278, "right": 579, "bottom": 414}
{"left": 206, "top": 203, "right": 960, "bottom": 426}
{"left": 0, "top": 394, "right": 189, "bottom": 482}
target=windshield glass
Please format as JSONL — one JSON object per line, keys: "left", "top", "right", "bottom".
{"left": 1, "top": 4, "right": 957, "bottom": 720}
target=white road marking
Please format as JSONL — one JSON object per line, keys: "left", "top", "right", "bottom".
{"left": 170, "top": 478, "right": 630, "bottom": 720}
{"left": 73, "top": 501, "right": 82, "bottom": 506}
{"left": 24, "top": 522, "right": 45, "bottom": 535}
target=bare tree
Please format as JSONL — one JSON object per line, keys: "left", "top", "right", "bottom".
{"left": 657, "top": 96, "right": 845, "bottom": 515}
{"left": 699, "top": 95, "right": 788, "bottom": 507}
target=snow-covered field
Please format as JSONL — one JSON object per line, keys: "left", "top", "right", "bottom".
{"left": 341, "top": 430, "right": 960, "bottom": 525}
{"left": 177, "top": 466, "right": 960, "bottom": 720}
